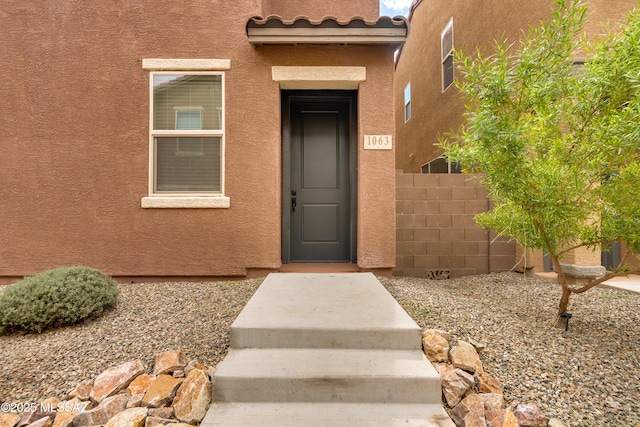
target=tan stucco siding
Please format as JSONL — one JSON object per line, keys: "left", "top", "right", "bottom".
{"left": 0, "top": 1, "right": 398, "bottom": 279}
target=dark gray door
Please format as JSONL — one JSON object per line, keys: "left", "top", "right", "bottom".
{"left": 288, "top": 97, "right": 352, "bottom": 262}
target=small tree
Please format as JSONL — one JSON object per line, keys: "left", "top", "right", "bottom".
{"left": 442, "top": 0, "right": 640, "bottom": 327}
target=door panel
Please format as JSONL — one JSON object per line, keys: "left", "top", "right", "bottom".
{"left": 289, "top": 98, "right": 351, "bottom": 261}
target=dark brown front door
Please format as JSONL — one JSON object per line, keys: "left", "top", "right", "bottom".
{"left": 282, "top": 92, "right": 356, "bottom": 262}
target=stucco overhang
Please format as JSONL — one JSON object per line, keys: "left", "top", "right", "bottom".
{"left": 247, "top": 15, "right": 408, "bottom": 46}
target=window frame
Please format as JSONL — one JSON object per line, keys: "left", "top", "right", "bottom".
{"left": 441, "top": 18, "right": 454, "bottom": 92}
{"left": 148, "top": 71, "right": 226, "bottom": 199}
{"left": 404, "top": 82, "right": 411, "bottom": 122}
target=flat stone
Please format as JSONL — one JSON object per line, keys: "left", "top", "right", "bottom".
{"left": 172, "top": 369, "right": 211, "bottom": 424}
{"left": 142, "top": 375, "right": 184, "bottom": 408}
{"left": 422, "top": 329, "right": 450, "bottom": 363}
{"left": 24, "top": 417, "right": 51, "bottom": 427}
{"left": 104, "top": 407, "right": 148, "bottom": 427}
{"left": 50, "top": 412, "right": 74, "bottom": 427}
{"left": 449, "top": 340, "right": 482, "bottom": 373}
{"left": 147, "top": 408, "right": 173, "bottom": 419}
{"left": 127, "top": 394, "right": 144, "bottom": 409}
{"left": 71, "top": 407, "right": 108, "bottom": 427}
{"left": 90, "top": 360, "right": 145, "bottom": 403}
{"left": 165, "top": 424, "right": 194, "bottom": 427}
{"left": 154, "top": 351, "right": 187, "bottom": 376}
{"left": 144, "top": 417, "right": 174, "bottom": 427}
{"left": 513, "top": 404, "right": 548, "bottom": 426}
{"left": 463, "top": 411, "right": 487, "bottom": 427}
{"left": 69, "top": 380, "right": 93, "bottom": 400}
{"left": 128, "top": 374, "right": 155, "bottom": 397}
{"left": 477, "top": 393, "right": 504, "bottom": 412}
{"left": 450, "top": 393, "right": 485, "bottom": 427}
{"left": 475, "top": 370, "right": 503, "bottom": 394}
{"left": 0, "top": 414, "right": 21, "bottom": 427}
{"left": 440, "top": 367, "right": 475, "bottom": 408}
{"left": 485, "top": 409, "right": 519, "bottom": 427}
{"left": 51, "top": 398, "right": 84, "bottom": 427}
{"left": 183, "top": 360, "right": 207, "bottom": 378}
{"left": 559, "top": 263, "right": 606, "bottom": 279}
{"left": 97, "top": 394, "right": 129, "bottom": 419}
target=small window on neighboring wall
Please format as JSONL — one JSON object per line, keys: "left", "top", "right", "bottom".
{"left": 404, "top": 82, "right": 411, "bottom": 122}
{"left": 441, "top": 19, "right": 454, "bottom": 91}
{"left": 421, "top": 156, "right": 461, "bottom": 174}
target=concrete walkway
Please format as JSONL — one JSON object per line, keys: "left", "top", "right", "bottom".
{"left": 536, "top": 272, "right": 640, "bottom": 294}
{"left": 201, "top": 273, "right": 454, "bottom": 427}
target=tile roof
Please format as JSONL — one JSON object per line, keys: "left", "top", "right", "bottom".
{"left": 247, "top": 15, "right": 408, "bottom": 45}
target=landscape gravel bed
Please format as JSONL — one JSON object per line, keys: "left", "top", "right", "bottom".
{"left": 1, "top": 272, "right": 639, "bottom": 427}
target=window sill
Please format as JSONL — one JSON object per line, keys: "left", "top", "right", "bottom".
{"left": 141, "top": 196, "right": 230, "bottom": 209}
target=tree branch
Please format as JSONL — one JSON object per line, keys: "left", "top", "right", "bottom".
{"left": 572, "top": 269, "right": 640, "bottom": 294}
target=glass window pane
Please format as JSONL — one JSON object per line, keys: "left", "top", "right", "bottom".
{"left": 155, "top": 136, "right": 221, "bottom": 192}
{"left": 442, "top": 25, "right": 453, "bottom": 60}
{"left": 176, "top": 110, "right": 202, "bottom": 130}
{"left": 153, "top": 74, "right": 222, "bottom": 130}
{"left": 430, "top": 157, "right": 449, "bottom": 174}
{"left": 443, "top": 55, "right": 454, "bottom": 90}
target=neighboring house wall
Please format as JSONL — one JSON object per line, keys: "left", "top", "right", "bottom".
{"left": 0, "top": 0, "right": 399, "bottom": 281}
{"left": 395, "top": 173, "right": 515, "bottom": 278}
{"left": 395, "top": 0, "right": 637, "bottom": 173}
{"left": 394, "top": 0, "right": 638, "bottom": 276}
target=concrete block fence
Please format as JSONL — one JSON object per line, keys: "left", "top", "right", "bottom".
{"left": 394, "top": 173, "right": 515, "bottom": 279}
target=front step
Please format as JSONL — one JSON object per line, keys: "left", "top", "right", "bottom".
{"left": 213, "top": 348, "right": 442, "bottom": 404}
{"left": 230, "top": 273, "right": 422, "bottom": 350}
{"left": 202, "top": 403, "right": 455, "bottom": 427}
{"left": 202, "top": 273, "right": 453, "bottom": 427}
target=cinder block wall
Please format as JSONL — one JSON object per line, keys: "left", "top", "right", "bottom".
{"left": 395, "top": 173, "right": 515, "bottom": 278}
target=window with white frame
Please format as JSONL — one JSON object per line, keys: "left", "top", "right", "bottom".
{"left": 150, "top": 73, "right": 224, "bottom": 194}
{"left": 421, "top": 156, "right": 461, "bottom": 174}
{"left": 441, "top": 19, "right": 454, "bottom": 91}
{"left": 404, "top": 82, "right": 411, "bottom": 122}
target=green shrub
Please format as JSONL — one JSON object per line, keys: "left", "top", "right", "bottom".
{"left": 0, "top": 266, "right": 119, "bottom": 334}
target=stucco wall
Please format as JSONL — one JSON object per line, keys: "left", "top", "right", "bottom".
{"left": 0, "top": 1, "right": 397, "bottom": 280}
{"left": 395, "top": 0, "right": 637, "bottom": 173}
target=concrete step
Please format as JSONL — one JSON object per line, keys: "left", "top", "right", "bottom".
{"left": 201, "top": 402, "right": 455, "bottom": 427}
{"left": 230, "top": 273, "right": 422, "bottom": 350}
{"left": 213, "top": 348, "right": 442, "bottom": 404}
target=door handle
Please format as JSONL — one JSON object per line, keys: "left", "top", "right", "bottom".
{"left": 291, "top": 190, "right": 297, "bottom": 212}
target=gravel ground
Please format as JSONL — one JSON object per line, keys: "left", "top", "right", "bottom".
{"left": 1, "top": 272, "right": 639, "bottom": 427}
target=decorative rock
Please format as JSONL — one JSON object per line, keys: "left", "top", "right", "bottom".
{"left": 142, "top": 375, "right": 184, "bottom": 408}
{"left": 450, "top": 394, "right": 485, "bottom": 427}
{"left": 422, "top": 328, "right": 451, "bottom": 341}
{"left": 128, "top": 374, "right": 155, "bottom": 397}
{"left": 98, "top": 394, "right": 129, "bottom": 419}
{"left": 0, "top": 414, "right": 21, "bottom": 427}
{"left": 127, "top": 394, "right": 144, "bottom": 408}
{"left": 559, "top": 263, "right": 605, "bottom": 279}
{"left": 172, "top": 370, "right": 185, "bottom": 378}
{"left": 24, "top": 417, "right": 51, "bottom": 427}
{"left": 90, "top": 360, "right": 145, "bottom": 403}
{"left": 548, "top": 418, "right": 570, "bottom": 427}
{"left": 513, "top": 404, "right": 548, "bottom": 427}
{"left": 476, "top": 393, "right": 504, "bottom": 412}
{"left": 51, "top": 398, "right": 84, "bottom": 427}
{"left": 104, "top": 407, "right": 148, "bottom": 427}
{"left": 463, "top": 411, "right": 487, "bottom": 427}
{"left": 485, "top": 409, "right": 518, "bottom": 427}
{"left": 422, "top": 329, "right": 450, "bottom": 363}
{"left": 71, "top": 407, "right": 108, "bottom": 427}
{"left": 449, "top": 340, "right": 482, "bottom": 373}
{"left": 154, "top": 351, "right": 187, "bottom": 376}
{"left": 172, "top": 369, "right": 212, "bottom": 424}
{"left": 475, "top": 370, "right": 503, "bottom": 394}
{"left": 440, "top": 367, "right": 475, "bottom": 408}
{"left": 50, "top": 412, "right": 75, "bottom": 427}
{"left": 144, "top": 417, "right": 174, "bottom": 427}
{"left": 468, "top": 337, "right": 486, "bottom": 352}
{"left": 166, "top": 424, "right": 195, "bottom": 427}
{"left": 148, "top": 408, "right": 173, "bottom": 419}
{"left": 184, "top": 360, "right": 206, "bottom": 378}
{"left": 69, "top": 380, "right": 93, "bottom": 400}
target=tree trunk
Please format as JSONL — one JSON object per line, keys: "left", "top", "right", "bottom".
{"left": 551, "top": 255, "right": 573, "bottom": 329}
